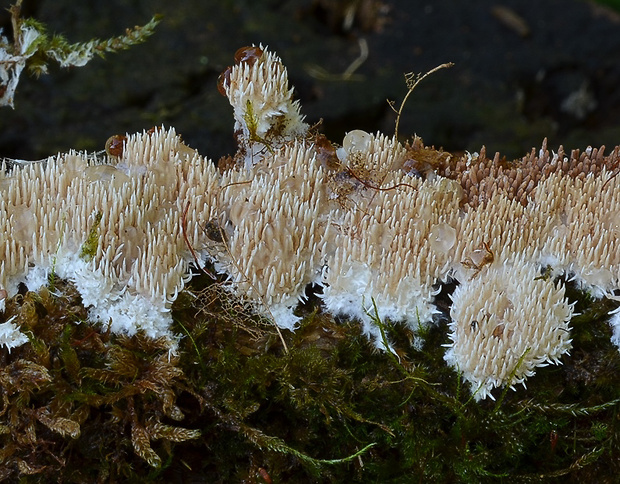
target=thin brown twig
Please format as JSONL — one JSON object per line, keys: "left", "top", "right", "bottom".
{"left": 602, "top": 166, "right": 619, "bottom": 190}
{"left": 393, "top": 62, "right": 454, "bottom": 141}
{"left": 346, "top": 166, "right": 418, "bottom": 193}
{"left": 213, "top": 185, "right": 290, "bottom": 354}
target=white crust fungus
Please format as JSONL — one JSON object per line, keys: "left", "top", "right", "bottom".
{"left": 0, "top": 316, "right": 28, "bottom": 352}
{"left": 610, "top": 307, "right": 620, "bottom": 350}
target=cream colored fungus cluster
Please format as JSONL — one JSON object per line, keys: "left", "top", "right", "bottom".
{"left": 1, "top": 128, "right": 219, "bottom": 341}
{"left": 1, "top": 46, "right": 619, "bottom": 401}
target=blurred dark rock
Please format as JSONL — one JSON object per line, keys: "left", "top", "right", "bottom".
{"left": 2, "top": 0, "right": 620, "bottom": 162}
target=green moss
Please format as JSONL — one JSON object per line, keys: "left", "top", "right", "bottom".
{"left": 243, "top": 100, "right": 274, "bottom": 152}
{"left": 0, "top": 273, "right": 619, "bottom": 481}
{"left": 79, "top": 211, "right": 102, "bottom": 261}
{"left": 2, "top": 4, "right": 160, "bottom": 108}
{"left": 593, "top": 0, "right": 620, "bottom": 12}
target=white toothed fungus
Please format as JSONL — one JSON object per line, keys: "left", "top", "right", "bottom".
{"left": 2, "top": 44, "right": 620, "bottom": 402}
{"left": 215, "top": 141, "right": 328, "bottom": 330}
{"left": 0, "top": 127, "right": 220, "bottom": 341}
{"left": 0, "top": 316, "right": 28, "bottom": 352}
{"left": 223, "top": 45, "right": 308, "bottom": 167}
{"left": 444, "top": 255, "right": 573, "bottom": 401}
{"left": 559, "top": 169, "right": 620, "bottom": 297}
{"left": 323, "top": 131, "right": 462, "bottom": 346}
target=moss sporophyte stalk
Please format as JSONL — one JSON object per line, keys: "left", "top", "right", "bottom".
{"left": 1, "top": 39, "right": 620, "bottom": 481}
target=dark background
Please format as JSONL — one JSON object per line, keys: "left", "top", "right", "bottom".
{"left": 2, "top": 0, "right": 620, "bottom": 162}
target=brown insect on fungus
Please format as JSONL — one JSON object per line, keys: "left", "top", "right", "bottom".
{"left": 105, "top": 134, "right": 127, "bottom": 158}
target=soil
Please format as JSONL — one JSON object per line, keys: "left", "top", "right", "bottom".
{"left": 2, "top": 0, "right": 620, "bottom": 162}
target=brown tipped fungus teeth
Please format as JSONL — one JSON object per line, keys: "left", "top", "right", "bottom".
{"left": 2, "top": 46, "right": 620, "bottom": 399}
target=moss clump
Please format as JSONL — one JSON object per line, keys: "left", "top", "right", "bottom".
{"left": 0, "top": 274, "right": 619, "bottom": 482}
{"left": 79, "top": 211, "right": 102, "bottom": 261}
{"left": 0, "top": 280, "right": 200, "bottom": 481}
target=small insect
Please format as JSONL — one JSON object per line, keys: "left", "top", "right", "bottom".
{"left": 204, "top": 218, "right": 226, "bottom": 243}
{"left": 257, "top": 467, "right": 272, "bottom": 484}
{"left": 461, "top": 241, "right": 494, "bottom": 277}
{"left": 314, "top": 133, "right": 339, "bottom": 170}
{"left": 234, "top": 45, "right": 263, "bottom": 66}
{"left": 105, "top": 134, "right": 127, "bottom": 158}
{"left": 491, "top": 323, "right": 505, "bottom": 339}
{"left": 470, "top": 320, "right": 478, "bottom": 332}
{"left": 550, "top": 430, "right": 559, "bottom": 453}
